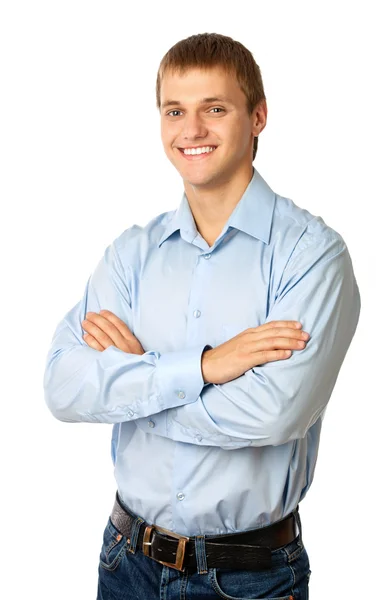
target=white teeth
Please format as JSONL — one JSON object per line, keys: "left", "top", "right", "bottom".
{"left": 183, "top": 146, "right": 216, "bottom": 155}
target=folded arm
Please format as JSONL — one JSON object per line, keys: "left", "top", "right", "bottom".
{"left": 135, "top": 229, "right": 361, "bottom": 449}
{"left": 43, "top": 229, "right": 210, "bottom": 423}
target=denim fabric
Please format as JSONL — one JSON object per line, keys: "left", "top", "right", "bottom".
{"left": 96, "top": 516, "right": 311, "bottom": 599}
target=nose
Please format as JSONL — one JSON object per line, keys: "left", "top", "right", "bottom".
{"left": 182, "top": 112, "right": 208, "bottom": 141}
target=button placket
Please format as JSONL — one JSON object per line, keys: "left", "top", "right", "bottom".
{"left": 170, "top": 247, "right": 213, "bottom": 533}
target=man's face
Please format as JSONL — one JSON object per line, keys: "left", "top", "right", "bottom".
{"left": 160, "top": 66, "right": 260, "bottom": 188}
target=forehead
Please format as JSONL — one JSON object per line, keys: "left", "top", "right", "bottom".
{"left": 160, "top": 66, "right": 245, "bottom": 105}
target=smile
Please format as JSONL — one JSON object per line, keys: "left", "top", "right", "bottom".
{"left": 178, "top": 146, "right": 217, "bottom": 160}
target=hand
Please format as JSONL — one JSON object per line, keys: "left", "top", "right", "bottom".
{"left": 201, "top": 321, "right": 310, "bottom": 385}
{"left": 81, "top": 310, "right": 145, "bottom": 355}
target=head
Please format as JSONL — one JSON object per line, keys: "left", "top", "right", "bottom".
{"left": 157, "top": 33, "right": 267, "bottom": 189}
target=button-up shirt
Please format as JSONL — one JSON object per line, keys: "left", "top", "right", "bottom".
{"left": 43, "top": 167, "right": 360, "bottom": 536}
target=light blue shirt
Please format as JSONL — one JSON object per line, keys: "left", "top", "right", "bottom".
{"left": 43, "top": 168, "right": 360, "bottom": 536}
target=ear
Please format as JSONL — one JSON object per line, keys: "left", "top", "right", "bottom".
{"left": 252, "top": 99, "right": 267, "bottom": 137}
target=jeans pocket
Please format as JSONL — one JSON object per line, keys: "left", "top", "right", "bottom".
{"left": 209, "top": 566, "right": 294, "bottom": 600}
{"left": 99, "top": 517, "right": 127, "bottom": 572}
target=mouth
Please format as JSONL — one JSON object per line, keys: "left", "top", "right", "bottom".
{"left": 176, "top": 146, "right": 217, "bottom": 161}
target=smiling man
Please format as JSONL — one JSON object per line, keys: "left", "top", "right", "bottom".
{"left": 43, "top": 33, "right": 360, "bottom": 599}
{"left": 160, "top": 65, "right": 265, "bottom": 247}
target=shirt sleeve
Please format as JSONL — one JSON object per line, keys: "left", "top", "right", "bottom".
{"left": 43, "top": 232, "right": 209, "bottom": 424}
{"left": 134, "top": 228, "right": 361, "bottom": 449}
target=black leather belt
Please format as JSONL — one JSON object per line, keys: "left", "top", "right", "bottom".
{"left": 110, "top": 491, "right": 299, "bottom": 572}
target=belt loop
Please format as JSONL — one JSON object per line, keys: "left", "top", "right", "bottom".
{"left": 195, "top": 535, "right": 208, "bottom": 574}
{"left": 128, "top": 516, "right": 145, "bottom": 554}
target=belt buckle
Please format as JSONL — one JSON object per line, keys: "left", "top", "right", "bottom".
{"left": 142, "top": 524, "right": 189, "bottom": 572}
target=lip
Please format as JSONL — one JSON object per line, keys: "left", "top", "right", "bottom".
{"left": 176, "top": 146, "right": 217, "bottom": 161}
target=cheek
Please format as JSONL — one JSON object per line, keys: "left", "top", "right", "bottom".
{"left": 161, "top": 122, "right": 179, "bottom": 146}
{"left": 225, "top": 116, "right": 251, "bottom": 142}
{"left": 160, "top": 125, "right": 170, "bottom": 149}
{"left": 231, "top": 122, "right": 249, "bottom": 143}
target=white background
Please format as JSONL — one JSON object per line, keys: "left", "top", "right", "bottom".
{"left": 1, "top": 1, "right": 390, "bottom": 598}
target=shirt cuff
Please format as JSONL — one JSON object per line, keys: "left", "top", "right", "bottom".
{"left": 156, "top": 344, "right": 212, "bottom": 410}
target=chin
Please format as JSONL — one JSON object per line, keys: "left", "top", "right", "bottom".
{"left": 183, "top": 172, "right": 217, "bottom": 188}
{"left": 178, "top": 163, "right": 221, "bottom": 187}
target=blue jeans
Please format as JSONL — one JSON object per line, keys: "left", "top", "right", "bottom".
{"left": 97, "top": 515, "right": 311, "bottom": 599}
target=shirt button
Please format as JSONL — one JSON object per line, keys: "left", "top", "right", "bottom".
{"left": 177, "top": 492, "right": 185, "bottom": 501}
{"left": 204, "top": 253, "right": 211, "bottom": 259}
{"left": 127, "top": 410, "right": 134, "bottom": 417}
{"left": 195, "top": 434, "right": 203, "bottom": 442}
{"left": 193, "top": 310, "right": 201, "bottom": 318}
{"left": 148, "top": 420, "right": 155, "bottom": 428}
{"left": 177, "top": 391, "right": 186, "bottom": 399}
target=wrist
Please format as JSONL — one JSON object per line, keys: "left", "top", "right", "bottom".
{"left": 201, "top": 346, "right": 213, "bottom": 384}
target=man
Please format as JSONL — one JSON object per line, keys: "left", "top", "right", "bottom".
{"left": 43, "top": 33, "right": 360, "bottom": 599}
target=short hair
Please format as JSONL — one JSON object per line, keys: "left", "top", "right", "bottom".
{"left": 156, "top": 33, "right": 266, "bottom": 161}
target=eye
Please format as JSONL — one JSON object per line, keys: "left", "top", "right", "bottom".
{"left": 209, "top": 107, "right": 224, "bottom": 113}
{"left": 167, "top": 110, "right": 182, "bottom": 117}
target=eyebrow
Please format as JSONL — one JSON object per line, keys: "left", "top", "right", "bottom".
{"left": 161, "top": 96, "right": 233, "bottom": 109}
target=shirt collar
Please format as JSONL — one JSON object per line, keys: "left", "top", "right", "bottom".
{"left": 157, "top": 167, "right": 276, "bottom": 248}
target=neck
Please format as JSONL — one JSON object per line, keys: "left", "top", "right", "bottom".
{"left": 183, "top": 163, "right": 254, "bottom": 247}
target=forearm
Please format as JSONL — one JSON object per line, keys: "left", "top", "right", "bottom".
{"left": 44, "top": 330, "right": 208, "bottom": 424}
{"left": 43, "top": 237, "right": 210, "bottom": 424}
{"left": 135, "top": 239, "right": 361, "bottom": 449}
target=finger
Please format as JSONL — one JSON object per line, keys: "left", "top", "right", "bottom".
{"left": 254, "top": 321, "right": 303, "bottom": 331}
{"left": 253, "top": 337, "right": 307, "bottom": 352}
{"left": 82, "top": 315, "right": 117, "bottom": 348}
{"left": 255, "top": 349, "right": 293, "bottom": 364}
{"left": 253, "top": 327, "right": 310, "bottom": 341}
{"left": 98, "top": 310, "right": 136, "bottom": 341}
{"left": 83, "top": 333, "right": 105, "bottom": 352}
{"left": 84, "top": 313, "right": 128, "bottom": 351}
